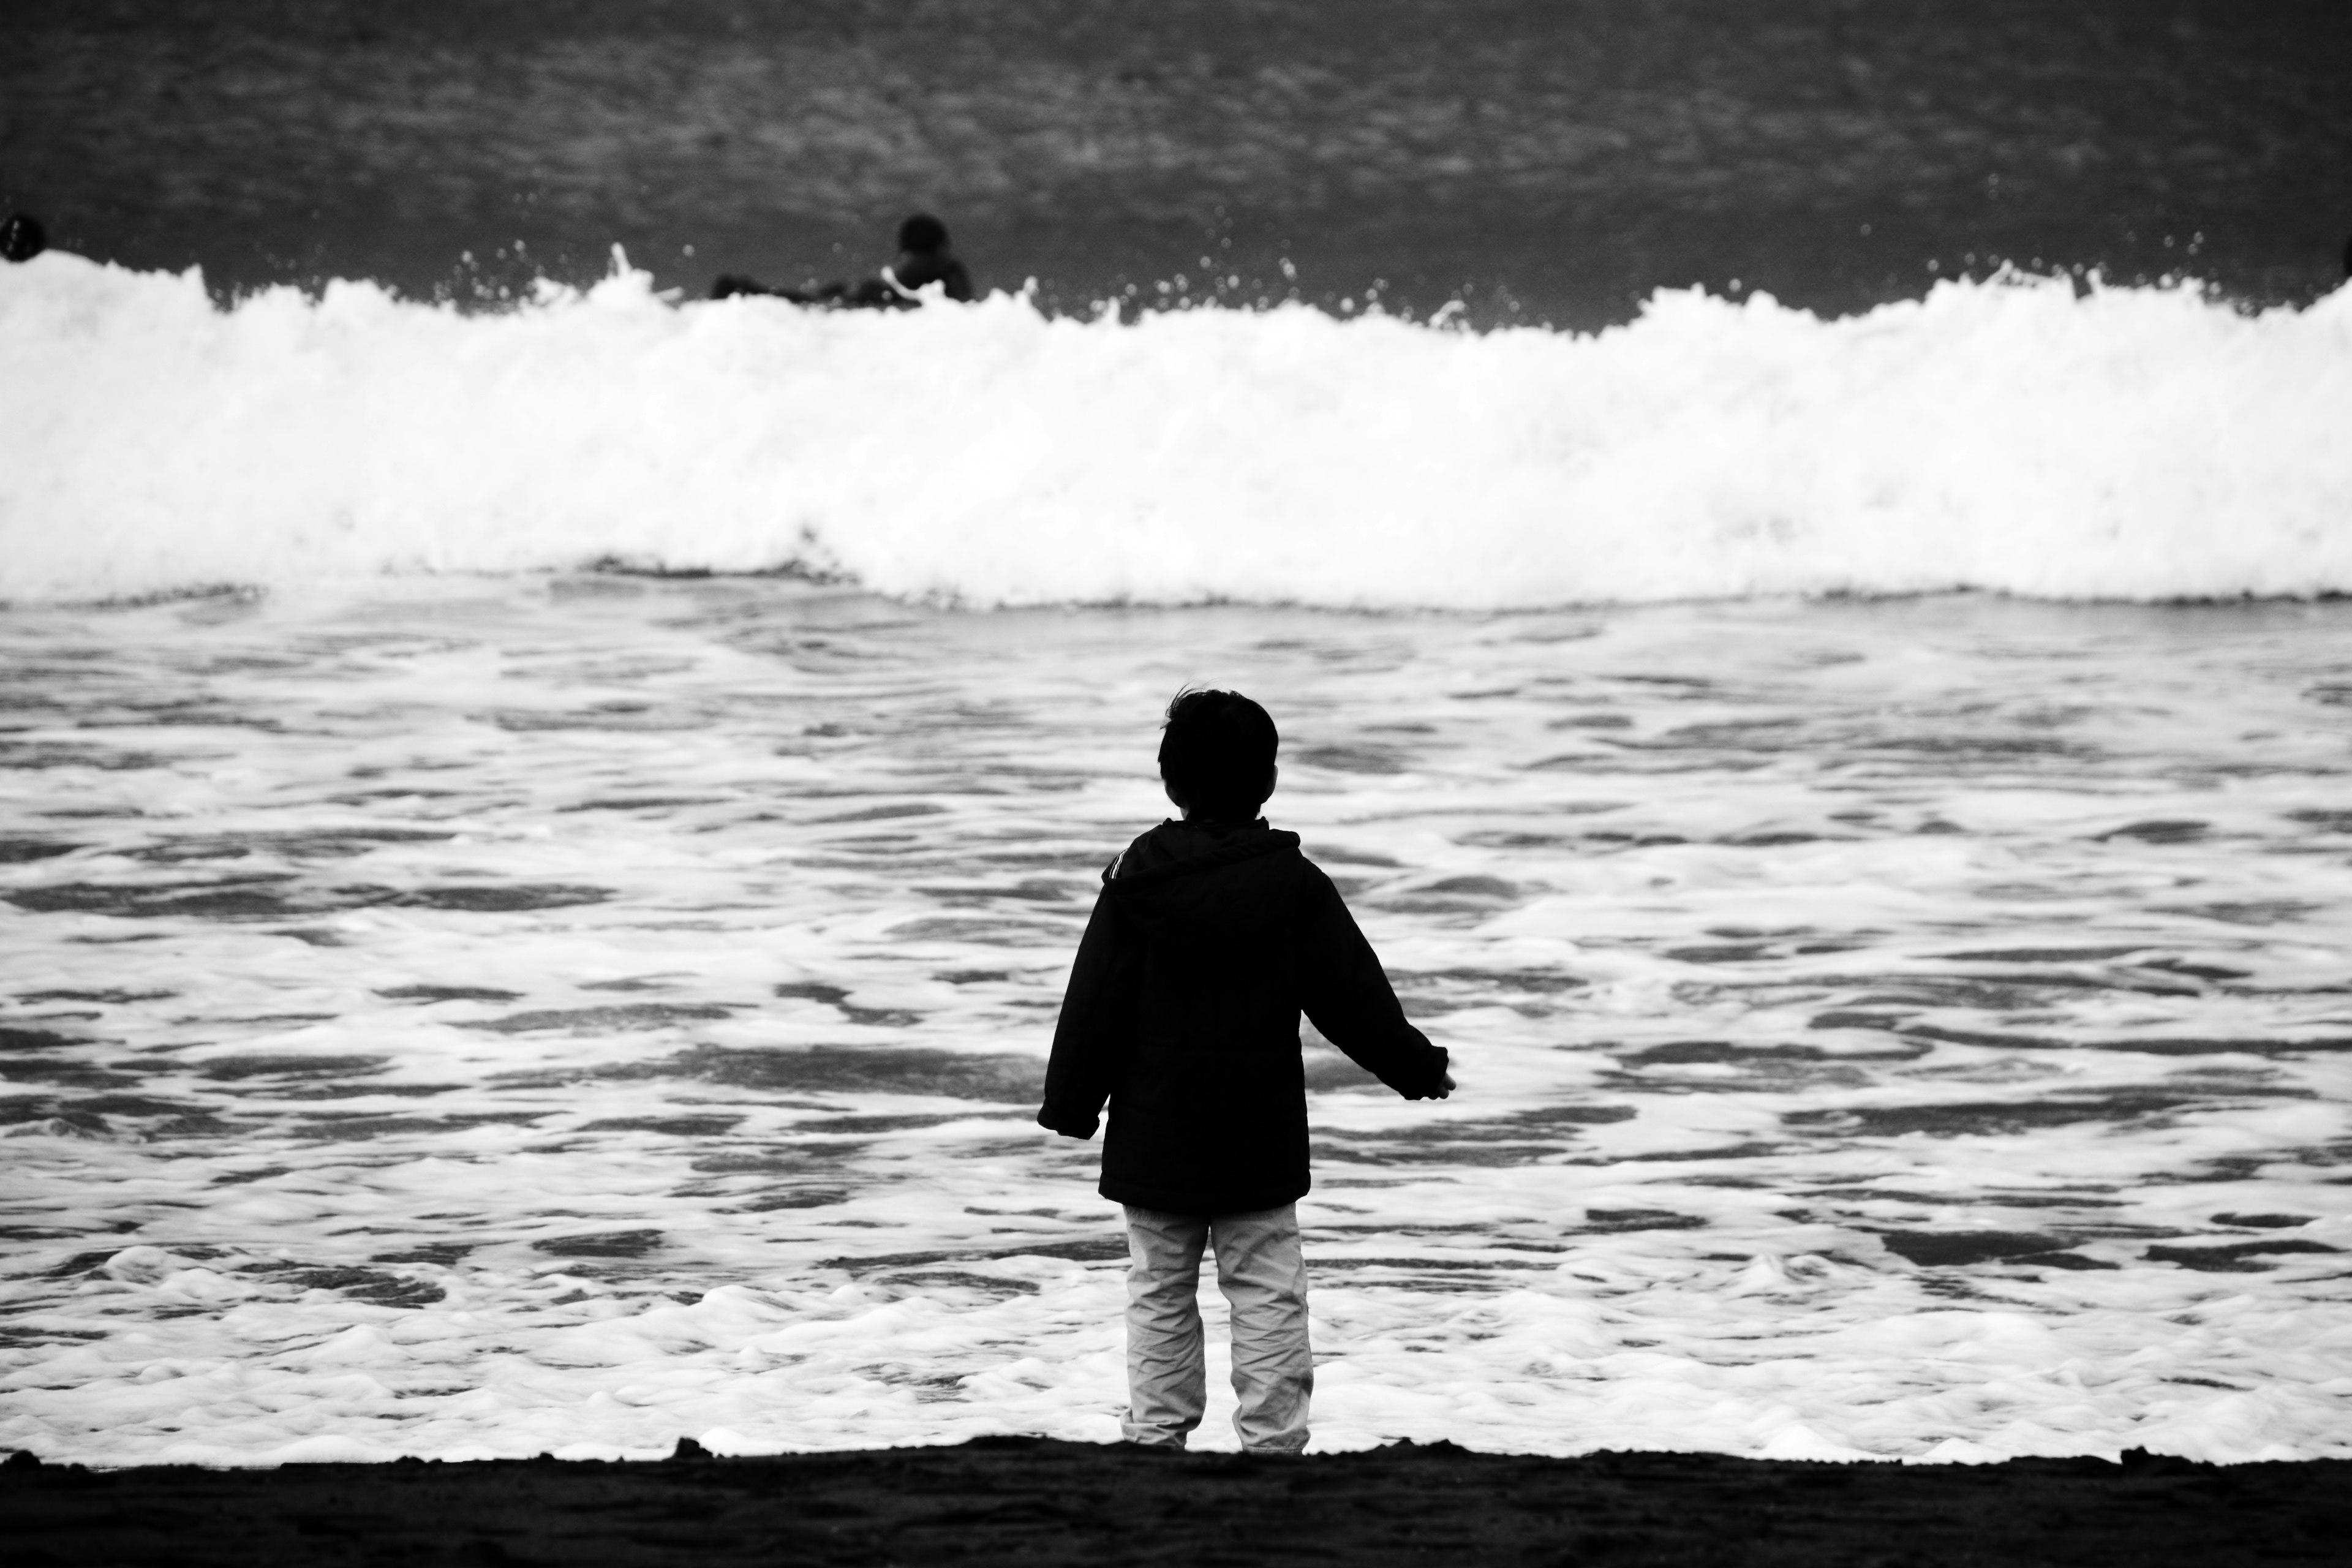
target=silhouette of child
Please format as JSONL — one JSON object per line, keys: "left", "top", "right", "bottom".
{"left": 1040, "top": 689, "right": 1453, "bottom": 1453}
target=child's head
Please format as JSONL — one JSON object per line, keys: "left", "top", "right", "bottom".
{"left": 1158, "top": 688, "right": 1278, "bottom": 823}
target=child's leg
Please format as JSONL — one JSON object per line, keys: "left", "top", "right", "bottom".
{"left": 1208, "top": 1203, "right": 1313, "bottom": 1453}
{"left": 1121, "top": 1204, "right": 1210, "bottom": 1447}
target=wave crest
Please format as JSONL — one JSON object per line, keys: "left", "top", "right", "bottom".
{"left": 3, "top": 253, "right": 2346, "bottom": 606}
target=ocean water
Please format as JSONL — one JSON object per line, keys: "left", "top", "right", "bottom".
{"left": 4, "top": 247, "right": 2351, "bottom": 1467}
{"left": 2, "top": 567, "right": 2349, "bottom": 1466}
{"left": 10, "top": 1, "right": 2347, "bottom": 322}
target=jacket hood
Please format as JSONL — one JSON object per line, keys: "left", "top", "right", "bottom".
{"left": 1106, "top": 820, "right": 1303, "bottom": 950}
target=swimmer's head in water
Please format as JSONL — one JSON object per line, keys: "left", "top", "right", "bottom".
{"left": 1, "top": 213, "right": 45, "bottom": 263}
{"left": 897, "top": 214, "right": 951, "bottom": 255}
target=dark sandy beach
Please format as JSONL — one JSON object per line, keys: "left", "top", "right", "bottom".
{"left": 7, "top": 1438, "right": 2348, "bottom": 1566}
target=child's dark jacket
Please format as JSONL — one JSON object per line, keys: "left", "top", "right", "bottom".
{"left": 1039, "top": 819, "right": 1450, "bottom": 1215}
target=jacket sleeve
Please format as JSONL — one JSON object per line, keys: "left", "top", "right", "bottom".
{"left": 1295, "top": 862, "right": 1450, "bottom": 1099}
{"left": 1038, "top": 880, "right": 1142, "bottom": 1138}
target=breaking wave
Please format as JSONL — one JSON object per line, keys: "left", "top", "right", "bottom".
{"left": 2, "top": 252, "right": 2346, "bottom": 608}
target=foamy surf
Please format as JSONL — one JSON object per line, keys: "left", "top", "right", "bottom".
{"left": 2, "top": 253, "right": 2346, "bottom": 609}
{"left": 2, "top": 582, "right": 2348, "bottom": 1466}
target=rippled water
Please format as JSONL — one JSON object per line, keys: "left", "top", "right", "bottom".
{"left": 2, "top": 579, "right": 2348, "bottom": 1463}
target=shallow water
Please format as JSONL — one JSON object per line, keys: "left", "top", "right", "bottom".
{"left": 1, "top": 579, "right": 2348, "bottom": 1464}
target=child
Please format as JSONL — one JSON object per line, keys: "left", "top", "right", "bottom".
{"left": 1038, "top": 688, "right": 1453, "bottom": 1453}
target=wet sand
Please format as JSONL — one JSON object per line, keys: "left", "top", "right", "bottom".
{"left": 7, "top": 1437, "right": 2348, "bottom": 1566}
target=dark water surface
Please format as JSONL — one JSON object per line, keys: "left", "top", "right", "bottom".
{"left": 3, "top": 1, "right": 2345, "bottom": 323}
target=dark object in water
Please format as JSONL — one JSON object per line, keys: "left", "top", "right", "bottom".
{"left": 1, "top": 213, "right": 43, "bottom": 263}
{"left": 887, "top": 211, "right": 973, "bottom": 301}
{"left": 712, "top": 273, "right": 908, "bottom": 307}
{"left": 712, "top": 211, "right": 973, "bottom": 307}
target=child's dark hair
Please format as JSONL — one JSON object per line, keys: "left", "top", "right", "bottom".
{"left": 1158, "top": 688, "right": 1278, "bottom": 823}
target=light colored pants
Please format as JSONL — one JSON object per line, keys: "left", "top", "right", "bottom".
{"left": 1121, "top": 1202, "right": 1313, "bottom": 1453}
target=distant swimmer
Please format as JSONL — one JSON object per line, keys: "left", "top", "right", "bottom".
{"left": 712, "top": 212, "right": 974, "bottom": 306}
{"left": 1, "top": 213, "right": 45, "bottom": 263}
{"left": 883, "top": 213, "right": 974, "bottom": 302}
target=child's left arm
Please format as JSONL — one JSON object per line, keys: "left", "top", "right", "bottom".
{"left": 1037, "top": 886, "right": 1142, "bottom": 1138}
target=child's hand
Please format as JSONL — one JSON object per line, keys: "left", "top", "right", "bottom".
{"left": 1437, "top": 1070, "right": 1455, "bottom": 1099}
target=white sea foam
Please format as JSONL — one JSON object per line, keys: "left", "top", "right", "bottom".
{"left": 2, "top": 254, "right": 2346, "bottom": 608}
{"left": 2, "top": 582, "right": 2348, "bottom": 1466}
